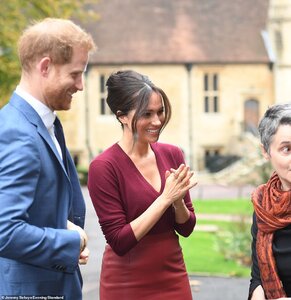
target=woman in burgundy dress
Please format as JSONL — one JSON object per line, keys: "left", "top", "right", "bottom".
{"left": 88, "top": 70, "right": 197, "bottom": 300}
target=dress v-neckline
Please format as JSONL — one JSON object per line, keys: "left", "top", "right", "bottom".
{"left": 115, "top": 143, "right": 163, "bottom": 194}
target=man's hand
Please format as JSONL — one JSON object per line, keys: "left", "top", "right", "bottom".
{"left": 79, "top": 247, "right": 89, "bottom": 265}
{"left": 67, "top": 220, "right": 89, "bottom": 258}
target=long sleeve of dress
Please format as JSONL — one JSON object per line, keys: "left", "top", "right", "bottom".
{"left": 88, "top": 159, "right": 138, "bottom": 256}
{"left": 172, "top": 167, "right": 195, "bottom": 237}
{"left": 166, "top": 144, "right": 195, "bottom": 237}
{"left": 174, "top": 199, "right": 195, "bottom": 237}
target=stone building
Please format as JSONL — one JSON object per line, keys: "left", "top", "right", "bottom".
{"left": 62, "top": 0, "right": 289, "bottom": 177}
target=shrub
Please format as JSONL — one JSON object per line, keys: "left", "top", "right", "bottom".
{"left": 215, "top": 216, "right": 252, "bottom": 267}
{"left": 77, "top": 166, "right": 88, "bottom": 186}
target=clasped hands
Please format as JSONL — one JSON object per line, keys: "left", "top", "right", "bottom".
{"left": 67, "top": 220, "right": 89, "bottom": 265}
{"left": 164, "top": 163, "right": 197, "bottom": 206}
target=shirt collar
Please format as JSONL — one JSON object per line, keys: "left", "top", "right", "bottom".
{"left": 15, "top": 86, "right": 56, "bottom": 130}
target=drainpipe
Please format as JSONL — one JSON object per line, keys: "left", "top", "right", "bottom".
{"left": 185, "top": 63, "right": 193, "bottom": 169}
{"left": 84, "top": 66, "right": 94, "bottom": 162}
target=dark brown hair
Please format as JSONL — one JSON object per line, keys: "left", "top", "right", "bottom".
{"left": 106, "top": 70, "right": 172, "bottom": 137}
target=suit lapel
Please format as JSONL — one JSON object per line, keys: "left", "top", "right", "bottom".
{"left": 9, "top": 93, "right": 69, "bottom": 178}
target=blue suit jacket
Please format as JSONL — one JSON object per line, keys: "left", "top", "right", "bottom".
{"left": 0, "top": 93, "right": 86, "bottom": 298}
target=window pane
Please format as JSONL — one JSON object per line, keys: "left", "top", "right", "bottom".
{"left": 214, "top": 96, "right": 218, "bottom": 112}
{"left": 100, "top": 75, "right": 105, "bottom": 93}
{"left": 204, "top": 74, "right": 208, "bottom": 91}
{"left": 213, "top": 74, "right": 218, "bottom": 91}
{"left": 204, "top": 96, "right": 209, "bottom": 112}
{"left": 101, "top": 98, "right": 106, "bottom": 115}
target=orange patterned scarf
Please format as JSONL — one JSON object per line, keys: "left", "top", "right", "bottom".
{"left": 252, "top": 172, "right": 291, "bottom": 299}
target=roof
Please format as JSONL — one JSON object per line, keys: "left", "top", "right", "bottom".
{"left": 81, "top": 0, "right": 270, "bottom": 65}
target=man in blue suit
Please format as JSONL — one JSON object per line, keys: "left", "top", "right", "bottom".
{"left": 0, "top": 18, "right": 96, "bottom": 298}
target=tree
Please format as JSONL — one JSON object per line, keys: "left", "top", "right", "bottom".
{"left": 0, "top": 0, "right": 97, "bottom": 106}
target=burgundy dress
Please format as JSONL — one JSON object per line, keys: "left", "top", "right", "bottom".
{"left": 88, "top": 142, "right": 196, "bottom": 300}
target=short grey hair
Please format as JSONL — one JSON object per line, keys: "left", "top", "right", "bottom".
{"left": 258, "top": 103, "right": 291, "bottom": 154}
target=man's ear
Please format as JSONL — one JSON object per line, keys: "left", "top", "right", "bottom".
{"left": 260, "top": 143, "right": 270, "bottom": 160}
{"left": 38, "top": 57, "right": 52, "bottom": 77}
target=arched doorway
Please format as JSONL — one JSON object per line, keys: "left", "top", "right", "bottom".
{"left": 244, "top": 99, "right": 259, "bottom": 136}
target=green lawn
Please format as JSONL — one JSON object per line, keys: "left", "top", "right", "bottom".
{"left": 193, "top": 198, "right": 253, "bottom": 215}
{"left": 180, "top": 198, "right": 253, "bottom": 277}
